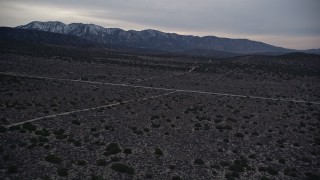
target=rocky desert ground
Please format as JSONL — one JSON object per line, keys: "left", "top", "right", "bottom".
{"left": 0, "top": 42, "right": 319, "bottom": 179}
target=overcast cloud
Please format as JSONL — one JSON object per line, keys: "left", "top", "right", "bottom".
{"left": 0, "top": 0, "right": 319, "bottom": 49}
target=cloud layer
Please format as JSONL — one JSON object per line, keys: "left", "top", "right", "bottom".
{"left": 0, "top": 0, "right": 319, "bottom": 49}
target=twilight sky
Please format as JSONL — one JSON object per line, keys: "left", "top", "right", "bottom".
{"left": 0, "top": 0, "right": 319, "bottom": 49}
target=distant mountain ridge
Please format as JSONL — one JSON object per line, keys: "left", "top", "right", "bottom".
{"left": 15, "top": 21, "right": 292, "bottom": 54}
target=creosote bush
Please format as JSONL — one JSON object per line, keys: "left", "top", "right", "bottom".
{"left": 45, "top": 154, "right": 62, "bottom": 164}
{"left": 104, "top": 143, "right": 121, "bottom": 156}
{"left": 234, "top": 132, "right": 244, "bottom": 138}
{"left": 57, "top": 167, "right": 68, "bottom": 176}
{"left": 71, "top": 120, "right": 81, "bottom": 125}
{"left": 110, "top": 163, "right": 134, "bottom": 174}
{"left": 22, "top": 122, "right": 36, "bottom": 131}
{"left": 0, "top": 126, "right": 7, "bottom": 133}
{"left": 155, "top": 148, "right": 163, "bottom": 156}
{"left": 96, "top": 159, "right": 107, "bottom": 166}
{"left": 77, "top": 160, "right": 87, "bottom": 166}
{"left": 124, "top": 148, "right": 132, "bottom": 154}
{"left": 35, "top": 128, "right": 50, "bottom": 136}
{"left": 7, "top": 165, "right": 18, "bottom": 174}
{"left": 194, "top": 158, "right": 204, "bottom": 165}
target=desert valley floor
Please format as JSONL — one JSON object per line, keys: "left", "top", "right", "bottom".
{"left": 0, "top": 44, "right": 319, "bottom": 179}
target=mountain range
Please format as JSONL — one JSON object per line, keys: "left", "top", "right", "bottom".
{"left": 0, "top": 21, "right": 319, "bottom": 57}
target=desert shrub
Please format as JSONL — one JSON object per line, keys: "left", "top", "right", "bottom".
{"left": 93, "top": 140, "right": 105, "bottom": 146}
{"left": 9, "top": 125, "right": 21, "bottom": 131}
{"left": 92, "top": 133, "right": 100, "bottom": 138}
{"left": 0, "top": 126, "right": 7, "bottom": 133}
{"left": 172, "top": 175, "right": 181, "bottom": 180}
{"left": 35, "top": 128, "right": 50, "bottom": 136}
{"left": 54, "top": 129, "right": 67, "bottom": 139}
{"left": 67, "top": 137, "right": 75, "bottom": 143}
{"left": 260, "top": 176, "right": 271, "bottom": 180}
{"left": 259, "top": 166, "right": 278, "bottom": 175}
{"left": 91, "top": 176, "right": 104, "bottom": 180}
{"left": 133, "top": 130, "right": 143, "bottom": 135}
{"left": 293, "top": 142, "right": 300, "bottom": 147}
{"left": 233, "top": 110, "right": 240, "bottom": 114}
{"left": 29, "top": 137, "right": 38, "bottom": 143}
{"left": 45, "top": 154, "right": 62, "bottom": 164}
{"left": 230, "top": 158, "right": 248, "bottom": 171}
{"left": 124, "top": 148, "right": 132, "bottom": 154}
{"left": 38, "top": 137, "right": 49, "bottom": 143}
{"left": 266, "top": 166, "right": 278, "bottom": 175}
{"left": 44, "top": 144, "right": 50, "bottom": 149}
{"left": 242, "top": 115, "right": 250, "bottom": 119}
{"left": 194, "top": 123, "right": 202, "bottom": 128}
{"left": 224, "top": 125, "right": 232, "bottom": 130}
{"left": 145, "top": 173, "right": 153, "bottom": 178}
{"left": 278, "top": 158, "right": 286, "bottom": 164}
{"left": 3, "top": 154, "right": 10, "bottom": 161}
{"left": 234, "top": 133, "right": 244, "bottom": 138}
{"left": 299, "top": 121, "right": 306, "bottom": 127}
{"left": 110, "top": 163, "right": 134, "bottom": 174}
{"left": 22, "top": 122, "right": 36, "bottom": 131}
{"left": 104, "top": 125, "right": 111, "bottom": 130}
{"left": 216, "top": 125, "right": 232, "bottom": 132}
{"left": 314, "top": 138, "right": 320, "bottom": 145}
{"left": 225, "top": 172, "right": 239, "bottom": 180}
{"left": 71, "top": 120, "right": 80, "bottom": 125}
{"left": 305, "top": 172, "right": 320, "bottom": 179}
{"left": 155, "top": 148, "right": 163, "bottom": 156}
{"left": 216, "top": 115, "right": 223, "bottom": 118}
{"left": 229, "top": 164, "right": 244, "bottom": 173}
{"left": 27, "top": 143, "right": 37, "bottom": 149}
{"left": 204, "top": 124, "right": 210, "bottom": 130}
{"left": 111, "top": 156, "right": 121, "bottom": 162}
{"left": 151, "top": 123, "right": 161, "bottom": 128}
{"left": 220, "top": 161, "right": 231, "bottom": 167}
{"left": 194, "top": 158, "right": 204, "bottom": 165}
{"left": 0, "top": 117, "right": 8, "bottom": 124}
{"left": 104, "top": 143, "right": 121, "bottom": 156}
{"left": 284, "top": 168, "right": 297, "bottom": 177}
{"left": 54, "top": 129, "right": 65, "bottom": 136}
{"left": 300, "top": 156, "right": 312, "bottom": 163}
{"left": 74, "top": 140, "right": 82, "bottom": 147}
{"left": 77, "top": 160, "right": 87, "bottom": 166}
{"left": 7, "top": 165, "right": 18, "bottom": 173}
{"left": 150, "top": 115, "right": 160, "bottom": 120}
{"left": 96, "top": 159, "right": 107, "bottom": 166}
{"left": 251, "top": 132, "right": 259, "bottom": 136}
{"left": 211, "top": 164, "right": 221, "bottom": 169}
{"left": 18, "top": 142, "right": 27, "bottom": 147}
{"left": 196, "top": 116, "right": 208, "bottom": 121}
{"left": 57, "top": 167, "right": 68, "bottom": 176}
{"left": 265, "top": 157, "right": 272, "bottom": 161}
{"left": 227, "top": 117, "right": 237, "bottom": 122}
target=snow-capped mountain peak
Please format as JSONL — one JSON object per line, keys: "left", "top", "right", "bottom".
{"left": 15, "top": 21, "right": 288, "bottom": 53}
{"left": 17, "top": 21, "right": 66, "bottom": 33}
